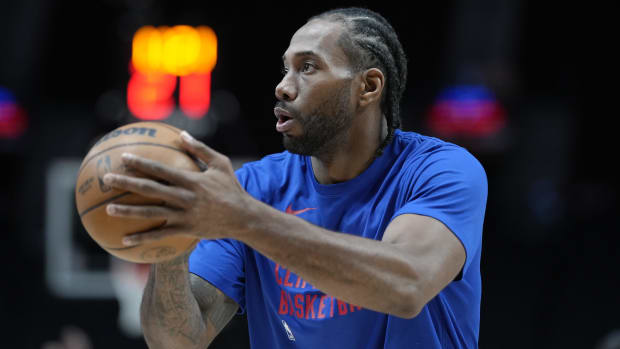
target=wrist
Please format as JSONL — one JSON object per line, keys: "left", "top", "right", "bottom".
{"left": 227, "top": 193, "right": 269, "bottom": 241}
{"left": 154, "top": 249, "right": 191, "bottom": 270}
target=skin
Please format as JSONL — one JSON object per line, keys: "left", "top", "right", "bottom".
{"left": 105, "top": 19, "right": 466, "bottom": 348}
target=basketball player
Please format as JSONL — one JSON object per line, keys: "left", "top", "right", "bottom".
{"left": 103, "top": 7, "right": 488, "bottom": 348}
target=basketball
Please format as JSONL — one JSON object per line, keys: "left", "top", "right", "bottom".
{"left": 74, "top": 121, "right": 200, "bottom": 263}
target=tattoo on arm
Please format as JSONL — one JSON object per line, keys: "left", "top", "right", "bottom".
{"left": 190, "top": 273, "right": 239, "bottom": 334}
{"left": 141, "top": 256, "right": 205, "bottom": 347}
{"left": 141, "top": 255, "right": 239, "bottom": 348}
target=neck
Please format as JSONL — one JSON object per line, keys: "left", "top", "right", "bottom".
{"left": 311, "top": 116, "right": 388, "bottom": 184}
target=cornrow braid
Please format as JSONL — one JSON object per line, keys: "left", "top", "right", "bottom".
{"left": 309, "top": 7, "right": 408, "bottom": 155}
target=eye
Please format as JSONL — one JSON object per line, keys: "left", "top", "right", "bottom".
{"left": 301, "top": 62, "right": 316, "bottom": 73}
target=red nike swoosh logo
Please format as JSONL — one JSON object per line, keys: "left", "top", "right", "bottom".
{"left": 285, "top": 205, "right": 317, "bottom": 216}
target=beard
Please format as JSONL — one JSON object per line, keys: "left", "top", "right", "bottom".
{"left": 279, "top": 80, "right": 354, "bottom": 159}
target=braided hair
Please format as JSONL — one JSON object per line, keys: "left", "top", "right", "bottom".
{"left": 309, "top": 7, "right": 408, "bottom": 154}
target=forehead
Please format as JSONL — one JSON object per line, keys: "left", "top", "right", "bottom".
{"left": 283, "top": 19, "right": 348, "bottom": 65}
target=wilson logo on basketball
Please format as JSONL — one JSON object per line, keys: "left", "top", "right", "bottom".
{"left": 94, "top": 127, "right": 158, "bottom": 146}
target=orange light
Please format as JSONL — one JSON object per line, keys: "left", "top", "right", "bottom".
{"left": 131, "top": 25, "right": 217, "bottom": 76}
{"left": 129, "top": 25, "right": 217, "bottom": 120}
{"left": 162, "top": 25, "right": 200, "bottom": 76}
{"left": 196, "top": 26, "right": 217, "bottom": 73}
{"left": 132, "top": 26, "right": 163, "bottom": 75}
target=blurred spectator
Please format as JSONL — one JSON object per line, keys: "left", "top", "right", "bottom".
{"left": 596, "top": 330, "right": 620, "bottom": 349}
{"left": 41, "top": 326, "right": 93, "bottom": 349}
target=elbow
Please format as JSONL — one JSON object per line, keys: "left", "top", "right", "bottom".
{"left": 389, "top": 282, "right": 426, "bottom": 319}
{"left": 393, "top": 295, "right": 424, "bottom": 319}
{"left": 140, "top": 309, "right": 163, "bottom": 347}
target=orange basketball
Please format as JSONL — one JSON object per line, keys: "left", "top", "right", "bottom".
{"left": 75, "top": 121, "right": 199, "bottom": 263}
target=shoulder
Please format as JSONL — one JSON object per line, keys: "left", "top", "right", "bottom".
{"left": 392, "top": 130, "right": 487, "bottom": 194}
{"left": 393, "top": 130, "right": 470, "bottom": 158}
{"left": 395, "top": 130, "right": 485, "bottom": 175}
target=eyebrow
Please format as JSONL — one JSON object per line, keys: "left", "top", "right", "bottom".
{"left": 282, "top": 50, "right": 321, "bottom": 62}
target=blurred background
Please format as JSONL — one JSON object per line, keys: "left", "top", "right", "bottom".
{"left": 0, "top": 0, "right": 616, "bottom": 348}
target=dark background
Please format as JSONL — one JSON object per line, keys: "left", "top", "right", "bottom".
{"left": 1, "top": 0, "right": 616, "bottom": 348}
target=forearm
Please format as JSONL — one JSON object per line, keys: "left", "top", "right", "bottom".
{"left": 140, "top": 253, "right": 211, "bottom": 348}
{"left": 235, "top": 197, "right": 420, "bottom": 317}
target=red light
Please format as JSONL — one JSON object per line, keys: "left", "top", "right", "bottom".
{"left": 127, "top": 70, "right": 177, "bottom": 120}
{"left": 428, "top": 100, "right": 506, "bottom": 137}
{"left": 179, "top": 73, "right": 211, "bottom": 119}
{"left": 426, "top": 85, "right": 507, "bottom": 138}
{"left": 0, "top": 87, "right": 28, "bottom": 139}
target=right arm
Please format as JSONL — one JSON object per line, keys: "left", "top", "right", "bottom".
{"left": 140, "top": 252, "right": 239, "bottom": 348}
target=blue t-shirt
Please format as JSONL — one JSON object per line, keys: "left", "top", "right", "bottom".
{"left": 190, "top": 129, "right": 487, "bottom": 348}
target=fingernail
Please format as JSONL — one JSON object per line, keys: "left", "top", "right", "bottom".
{"left": 181, "top": 131, "right": 193, "bottom": 142}
{"left": 103, "top": 173, "right": 116, "bottom": 184}
{"left": 122, "top": 236, "right": 136, "bottom": 246}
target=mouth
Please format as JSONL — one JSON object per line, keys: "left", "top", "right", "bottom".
{"left": 274, "top": 106, "right": 295, "bottom": 133}
{"left": 274, "top": 106, "right": 293, "bottom": 121}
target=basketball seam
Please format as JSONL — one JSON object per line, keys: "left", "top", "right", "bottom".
{"left": 100, "top": 220, "right": 168, "bottom": 250}
{"left": 103, "top": 244, "right": 140, "bottom": 251}
{"left": 77, "top": 142, "right": 187, "bottom": 176}
{"left": 78, "top": 191, "right": 132, "bottom": 217}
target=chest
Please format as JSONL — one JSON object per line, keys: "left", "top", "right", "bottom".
{"left": 271, "top": 181, "right": 406, "bottom": 241}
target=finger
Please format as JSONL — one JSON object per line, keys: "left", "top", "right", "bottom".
{"left": 122, "top": 226, "right": 186, "bottom": 246}
{"left": 103, "top": 173, "right": 195, "bottom": 208}
{"left": 107, "top": 204, "right": 180, "bottom": 220}
{"left": 180, "top": 131, "right": 224, "bottom": 168}
{"left": 121, "top": 153, "right": 195, "bottom": 187}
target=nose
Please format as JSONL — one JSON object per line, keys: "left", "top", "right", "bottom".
{"left": 275, "top": 74, "right": 297, "bottom": 102}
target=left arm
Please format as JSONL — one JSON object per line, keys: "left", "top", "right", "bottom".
{"left": 104, "top": 132, "right": 465, "bottom": 318}
{"left": 233, "top": 199, "right": 465, "bottom": 318}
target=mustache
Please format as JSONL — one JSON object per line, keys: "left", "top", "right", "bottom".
{"left": 274, "top": 101, "right": 299, "bottom": 118}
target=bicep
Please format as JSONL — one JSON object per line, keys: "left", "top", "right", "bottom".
{"left": 189, "top": 273, "right": 239, "bottom": 341}
{"left": 382, "top": 214, "right": 466, "bottom": 304}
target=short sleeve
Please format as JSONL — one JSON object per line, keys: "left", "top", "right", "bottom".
{"left": 189, "top": 239, "right": 247, "bottom": 312}
{"left": 392, "top": 147, "right": 488, "bottom": 275}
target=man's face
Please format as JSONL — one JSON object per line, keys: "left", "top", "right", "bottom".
{"left": 275, "top": 20, "right": 356, "bottom": 157}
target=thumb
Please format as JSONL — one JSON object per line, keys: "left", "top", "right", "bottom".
{"left": 179, "top": 131, "right": 222, "bottom": 167}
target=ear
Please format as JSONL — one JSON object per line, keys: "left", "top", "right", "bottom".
{"left": 358, "top": 68, "right": 385, "bottom": 108}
